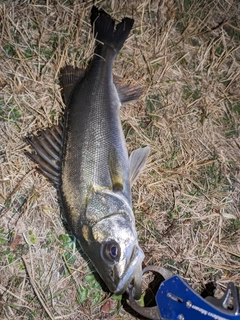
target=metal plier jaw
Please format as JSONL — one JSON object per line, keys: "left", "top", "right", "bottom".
{"left": 128, "top": 266, "right": 240, "bottom": 320}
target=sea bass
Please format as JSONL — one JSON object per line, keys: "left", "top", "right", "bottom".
{"left": 26, "top": 6, "right": 150, "bottom": 299}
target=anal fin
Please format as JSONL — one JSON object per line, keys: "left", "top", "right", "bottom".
{"left": 113, "top": 75, "right": 143, "bottom": 105}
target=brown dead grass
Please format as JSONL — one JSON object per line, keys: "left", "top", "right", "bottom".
{"left": 0, "top": 0, "right": 240, "bottom": 319}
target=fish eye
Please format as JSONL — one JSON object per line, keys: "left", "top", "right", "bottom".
{"left": 101, "top": 240, "right": 121, "bottom": 262}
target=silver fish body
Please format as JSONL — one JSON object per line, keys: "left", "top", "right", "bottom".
{"left": 26, "top": 6, "right": 150, "bottom": 299}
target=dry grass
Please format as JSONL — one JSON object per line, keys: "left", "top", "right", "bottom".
{"left": 0, "top": 0, "right": 240, "bottom": 319}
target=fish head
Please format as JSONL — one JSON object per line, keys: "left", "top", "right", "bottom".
{"left": 79, "top": 189, "right": 144, "bottom": 299}
{"left": 92, "top": 213, "right": 144, "bottom": 298}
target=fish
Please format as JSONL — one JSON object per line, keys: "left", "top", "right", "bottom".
{"left": 26, "top": 6, "right": 150, "bottom": 300}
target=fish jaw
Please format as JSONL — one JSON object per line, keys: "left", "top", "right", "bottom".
{"left": 113, "top": 245, "right": 144, "bottom": 299}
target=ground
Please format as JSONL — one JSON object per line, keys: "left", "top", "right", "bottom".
{"left": 0, "top": 0, "right": 240, "bottom": 319}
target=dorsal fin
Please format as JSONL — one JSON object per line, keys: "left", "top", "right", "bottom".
{"left": 61, "top": 66, "right": 86, "bottom": 105}
{"left": 25, "top": 123, "right": 63, "bottom": 186}
{"left": 129, "top": 146, "right": 150, "bottom": 186}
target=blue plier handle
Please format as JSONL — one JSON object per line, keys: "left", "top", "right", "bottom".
{"left": 128, "top": 266, "right": 240, "bottom": 320}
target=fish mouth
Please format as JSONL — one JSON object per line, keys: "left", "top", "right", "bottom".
{"left": 113, "top": 246, "right": 144, "bottom": 300}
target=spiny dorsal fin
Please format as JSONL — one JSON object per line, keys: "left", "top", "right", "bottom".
{"left": 61, "top": 66, "right": 86, "bottom": 105}
{"left": 113, "top": 75, "right": 143, "bottom": 105}
{"left": 25, "top": 123, "right": 63, "bottom": 186}
{"left": 129, "top": 146, "right": 150, "bottom": 186}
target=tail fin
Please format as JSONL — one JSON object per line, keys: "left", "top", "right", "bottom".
{"left": 91, "top": 6, "right": 134, "bottom": 54}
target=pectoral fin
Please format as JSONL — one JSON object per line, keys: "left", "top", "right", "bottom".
{"left": 109, "top": 147, "right": 124, "bottom": 192}
{"left": 129, "top": 146, "right": 150, "bottom": 186}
